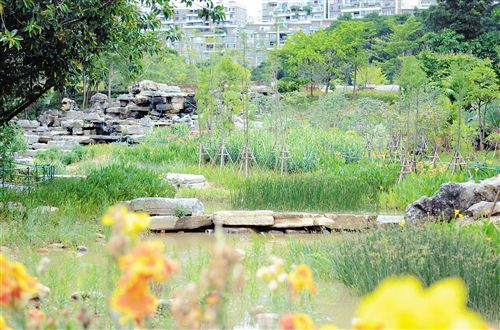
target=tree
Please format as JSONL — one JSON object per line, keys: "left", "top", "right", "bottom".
{"left": 422, "top": 29, "right": 470, "bottom": 54}
{"left": 374, "top": 16, "right": 422, "bottom": 80}
{"left": 466, "top": 60, "right": 499, "bottom": 150}
{"left": 0, "top": 0, "right": 224, "bottom": 124}
{"left": 423, "top": 0, "right": 498, "bottom": 40}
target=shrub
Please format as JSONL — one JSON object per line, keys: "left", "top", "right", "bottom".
{"left": 0, "top": 123, "right": 27, "bottom": 164}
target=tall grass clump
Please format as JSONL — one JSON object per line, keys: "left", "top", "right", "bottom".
{"left": 232, "top": 164, "right": 398, "bottom": 212}
{"left": 34, "top": 146, "right": 87, "bottom": 173}
{"left": 289, "top": 224, "right": 499, "bottom": 320}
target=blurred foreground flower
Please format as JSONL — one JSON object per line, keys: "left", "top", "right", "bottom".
{"left": 353, "top": 276, "right": 488, "bottom": 330}
{"left": 102, "top": 205, "right": 151, "bottom": 258}
{"left": 279, "top": 313, "right": 315, "bottom": 330}
{"left": 257, "top": 256, "right": 288, "bottom": 291}
{"left": 110, "top": 240, "right": 178, "bottom": 325}
{"left": 102, "top": 205, "right": 150, "bottom": 240}
{"left": 0, "top": 254, "right": 39, "bottom": 309}
{"left": 288, "top": 264, "right": 317, "bottom": 295}
{"left": 27, "top": 309, "right": 45, "bottom": 330}
{"left": 0, "top": 315, "right": 12, "bottom": 330}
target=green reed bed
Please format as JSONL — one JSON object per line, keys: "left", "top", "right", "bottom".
{"left": 288, "top": 224, "right": 500, "bottom": 320}
{"left": 232, "top": 164, "right": 398, "bottom": 212}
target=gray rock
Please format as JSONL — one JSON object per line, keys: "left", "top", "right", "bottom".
{"left": 405, "top": 175, "right": 500, "bottom": 223}
{"left": 25, "top": 134, "right": 39, "bottom": 144}
{"left": 165, "top": 173, "right": 206, "bottom": 189}
{"left": 465, "top": 201, "right": 500, "bottom": 219}
{"left": 223, "top": 227, "right": 257, "bottom": 234}
{"left": 83, "top": 112, "right": 102, "bottom": 121}
{"left": 65, "top": 110, "right": 85, "bottom": 120}
{"left": 322, "top": 214, "right": 376, "bottom": 230}
{"left": 150, "top": 214, "right": 213, "bottom": 230}
{"left": 90, "top": 93, "right": 108, "bottom": 104}
{"left": 17, "top": 120, "right": 39, "bottom": 129}
{"left": 272, "top": 212, "right": 316, "bottom": 228}
{"left": 129, "top": 198, "right": 204, "bottom": 216}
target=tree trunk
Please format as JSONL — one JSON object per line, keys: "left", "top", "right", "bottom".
{"left": 477, "top": 102, "right": 483, "bottom": 151}
{"left": 108, "top": 64, "right": 114, "bottom": 101}
{"left": 353, "top": 63, "right": 357, "bottom": 95}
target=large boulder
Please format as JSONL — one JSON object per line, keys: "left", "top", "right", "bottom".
{"left": 405, "top": 175, "right": 500, "bottom": 223}
{"left": 129, "top": 198, "right": 204, "bottom": 216}
{"left": 165, "top": 173, "right": 206, "bottom": 189}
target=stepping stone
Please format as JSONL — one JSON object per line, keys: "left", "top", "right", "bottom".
{"left": 272, "top": 212, "right": 317, "bottom": 228}
{"left": 214, "top": 210, "right": 274, "bottom": 226}
{"left": 322, "top": 214, "right": 376, "bottom": 230}
{"left": 129, "top": 198, "right": 204, "bottom": 216}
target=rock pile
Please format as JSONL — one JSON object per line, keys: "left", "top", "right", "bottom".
{"left": 14, "top": 80, "right": 197, "bottom": 160}
{"left": 405, "top": 175, "right": 500, "bottom": 223}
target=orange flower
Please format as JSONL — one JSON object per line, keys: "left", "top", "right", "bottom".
{"left": 0, "top": 254, "right": 39, "bottom": 309}
{"left": 111, "top": 240, "right": 179, "bottom": 324}
{"left": 279, "top": 313, "right": 315, "bottom": 330}
{"left": 118, "top": 241, "right": 179, "bottom": 282}
{"left": 288, "top": 264, "right": 317, "bottom": 295}
{"left": 111, "top": 275, "right": 157, "bottom": 325}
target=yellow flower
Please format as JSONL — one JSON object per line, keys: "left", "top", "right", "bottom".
{"left": 353, "top": 276, "right": 488, "bottom": 330}
{"left": 0, "top": 315, "right": 12, "bottom": 330}
{"left": 288, "top": 264, "right": 316, "bottom": 295}
{"left": 279, "top": 313, "right": 315, "bottom": 330}
{"left": 102, "top": 206, "right": 150, "bottom": 240}
{"left": 399, "top": 219, "right": 406, "bottom": 228}
{"left": 454, "top": 209, "right": 464, "bottom": 219}
{"left": 0, "top": 254, "right": 39, "bottom": 309}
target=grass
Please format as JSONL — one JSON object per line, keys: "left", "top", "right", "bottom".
{"left": 232, "top": 164, "right": 399, "bottom": 212}
{"left": 287, "top": 224, "right": 500, "bottom": 321}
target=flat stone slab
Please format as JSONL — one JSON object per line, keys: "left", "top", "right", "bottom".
{"left": 376, "top": 215, "right": 405, "bottom": 225}
{"left": 272, "top": 212, "right": 316, "bottom": 228}
{"left": 214, "top": 210, "right": 274, "bottom": 226}
{"left": 150, "top": 216, "right": 179, "bottom": 230}
{"left": 323, "top": 214, "right": 376, "bottom": 230}
{"left": 176, "top": 215, "right": 213, "bottom": 230}
{"left": 165, "top": 173, "right": 206, "bottom": 189}
{"left": 129, "top": 198, "right": 204, "bottom": 216}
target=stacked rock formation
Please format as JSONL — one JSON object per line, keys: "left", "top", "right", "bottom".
{"left": 15, "top": 81, "right": 197, "bottom": 160}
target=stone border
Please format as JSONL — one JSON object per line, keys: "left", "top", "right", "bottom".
{"left": 148, "top": 210, "right": 404, "bottom": 233}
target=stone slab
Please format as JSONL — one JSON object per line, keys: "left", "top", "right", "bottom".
{"left": 323, "top": 214, "right": 376, "bottom": 230}
{"left": 150, "top": 216, "right": 179, "bottom": 230}
{"left": 129, "top": 198, "right": 204, "bottom": 216}
{"left": 272, "top": 212, "right": 316, "bottom": 228}
{"left": 376, "top": 215, "right": 405, "bottom": 225}
{"left": 213, "top": 210, "right": 274, "bottom": 226}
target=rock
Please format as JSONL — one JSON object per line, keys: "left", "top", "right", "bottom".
{"left": 61, "top": 98, "right": 78, "bottom": 111}
{"left": 90, "top": 93, "right": 108, "bottom": 104}
{"left": 47, "top": 243, "right": 65, "bottom": 249}
{"left": 272, "top": 212, "right": 316, "bottom": 228}
{"left": 405, "top": 175, "right": 500, "bottom": 223}
{"left": 119, "top": 125, "right": 145, "bottom": 135}
{"left": 140, "top": 116, "right": 154, "bottom": 127}
{"left": 83, "top": 112, "right": 102, "bottom": 121}
{"left": 176, "top": 215, "right": 213, "bottom": 230}
{"left": 25, "top": 134, "right": 39, "bottom": 144}
{"left": 129, "top": 198, "right": 204, "bottom": 216}
{"left": 61, "top": 119, "right": 84, "bottom": 129}
{"left": 149, "top": 216, "right": 179, "bottom": 230}
{"left": 376, "top": 215, "right": 405, "bottom": 225}
{"left": 214, "top": 210, "right": 274, "bottom": 226}
{"left": 65, "top": 110, "right": 85, "bottom": 120}
{"left": 17, "top": 120, "right": 39, "bottom": 129}
{"left": 77, "top": 246, "right": 88, "bottom": 253}
{"left": 126, "top": 104, "right": 149, "bottom": 113}
{"left": 165, "top": 173, "right": 206, "bottom": 189}
{"left": 322, "top": 214, "right": 376, "bottom": 230}
{"left": 285, "top": 229, "right": 308, "bottom": 234}
{"left": 133, "top": 94, "right": 150, "bottom": 106}
{"left": 465, "top": 201, "right": 500, "bottom": 219}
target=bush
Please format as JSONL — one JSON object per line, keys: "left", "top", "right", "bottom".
{"left": 0, "top": 123, "right": 27, "bottom": 164}
{"left": 288, "top": 224, "right": 499, "bottom": 320}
